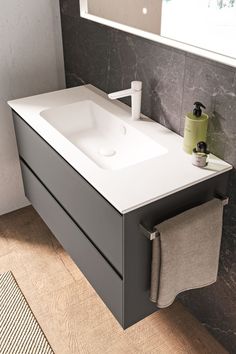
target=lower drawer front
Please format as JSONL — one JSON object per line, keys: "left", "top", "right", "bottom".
{"left": 20, "top": 160, "right": 123, "bottom": 325}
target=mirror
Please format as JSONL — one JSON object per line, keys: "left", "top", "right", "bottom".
{"left": 80, "top": 0, "right": 236, "bottom": 67}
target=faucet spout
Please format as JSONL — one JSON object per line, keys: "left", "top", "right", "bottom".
{"left": 108, "top": 88, "right": 134, "bottom": 100}
{"left": 108, "top": 81, "right": 142, "bottom": 120}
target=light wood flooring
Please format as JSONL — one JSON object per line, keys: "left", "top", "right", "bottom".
{"left": 0, "top": 206, "right": 228, "bottom": 354}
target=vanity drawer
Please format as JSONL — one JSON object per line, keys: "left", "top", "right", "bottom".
{"left": 13, "top": 112, "right": 123, "bottom": 275}
{"left": 20, "top": 160, "right": 123, "bottom": 324}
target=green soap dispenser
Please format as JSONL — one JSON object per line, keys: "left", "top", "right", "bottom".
{"left": 183, "top": 102, "right": 209, "bottom": 154}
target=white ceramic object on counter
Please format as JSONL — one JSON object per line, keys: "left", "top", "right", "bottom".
{"left": 41, "top": 99, "right": 167, "bottom": 170}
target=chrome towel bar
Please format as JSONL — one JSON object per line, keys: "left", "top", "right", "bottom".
{"left": 140, "top": 194, "right": 229, "bottom": 241}
{"left": 215, "top": 193, "right": 229, "bottom": 206}
{"left": 139, "top": 223, "right": 160, "bottom": 241}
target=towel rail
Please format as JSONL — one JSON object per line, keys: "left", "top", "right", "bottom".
{"left": 139, "top": 223, "right": 160, "bottom": 241}
{"left": 215, "top": 193, "right": 229, "bottom": 206}
{"left": 140, "top": 194, "right": 229, "bottom": 241}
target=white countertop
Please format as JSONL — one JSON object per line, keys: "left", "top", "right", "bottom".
{"left": 8, "top": 85, "right": 232, "bottom": 214}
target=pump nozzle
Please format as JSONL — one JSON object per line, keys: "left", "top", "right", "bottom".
{"left": 193, "top": 102, "right": 206, "bottom": 117}
{"left": 196, "top": 141, "right": 209, "bottom": 154}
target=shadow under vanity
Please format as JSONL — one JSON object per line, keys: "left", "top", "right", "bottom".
{"left": 9, "top": 86, "right": 232, "bottom": 328}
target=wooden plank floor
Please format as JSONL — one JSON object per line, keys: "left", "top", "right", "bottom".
{"left": 0, "top": 206, "right": 227, "bottom": 354}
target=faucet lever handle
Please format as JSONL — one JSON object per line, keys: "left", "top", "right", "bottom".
{"left": 131, "top": 81, "right": 142, "bottom": 91}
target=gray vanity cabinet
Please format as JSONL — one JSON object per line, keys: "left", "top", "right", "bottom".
{"left": 13, "top": 111, "right": 230, "bottom": 329}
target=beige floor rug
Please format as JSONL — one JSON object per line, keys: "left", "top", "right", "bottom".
{"left": 0, "top": 271, "right": 54, "bottom": 354}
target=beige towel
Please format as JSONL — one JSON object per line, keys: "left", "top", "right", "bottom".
{"left": 150, "top": 198, "right": 224, "bottom": 308}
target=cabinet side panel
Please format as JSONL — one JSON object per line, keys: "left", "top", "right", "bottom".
{"left": 123, "top": 172, "right": 230, "bottom": 328}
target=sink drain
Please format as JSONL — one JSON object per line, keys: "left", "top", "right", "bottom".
{"left": 99, "top": 147, "right": 116, "bottom": 157}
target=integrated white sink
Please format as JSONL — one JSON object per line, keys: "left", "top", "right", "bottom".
{"left": 8, "top": 84, "right": 232, "bottom": 213}
{"left": 40, "top": 100, "right": 167, "bottom": 170}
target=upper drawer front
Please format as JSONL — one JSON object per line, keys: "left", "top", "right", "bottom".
{"left": 13, "top": 112, "right": 123, "bottom": 275}
{"left": 20, "top": 161, "right": 123, "bottom": 325}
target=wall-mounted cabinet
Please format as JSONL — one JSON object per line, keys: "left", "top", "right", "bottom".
{"left": 13, "top": 111, "right": 230, "bottom": 328}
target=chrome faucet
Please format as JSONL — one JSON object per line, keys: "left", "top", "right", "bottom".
{"left": 108, "top": 81, "right": 142, "bottom": 120}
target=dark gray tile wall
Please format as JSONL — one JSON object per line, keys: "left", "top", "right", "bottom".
{"left": 59, "top": 1, "right": 236, "bottom": 351}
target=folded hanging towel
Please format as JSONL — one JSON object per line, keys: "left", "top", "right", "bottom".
{"left": 150, "top": 198, "right": 224, "bottom": 308}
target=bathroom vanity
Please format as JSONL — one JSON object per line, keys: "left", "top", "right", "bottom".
{"left": 9, "top": 85, "right": 232, "bottom": 328}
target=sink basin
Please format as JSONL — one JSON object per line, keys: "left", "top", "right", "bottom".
{"left": 40, "top": 100, "right": 167, "bottom": 170}
{"left": 8, "top": 84, "right": 232, "bottom": 213}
